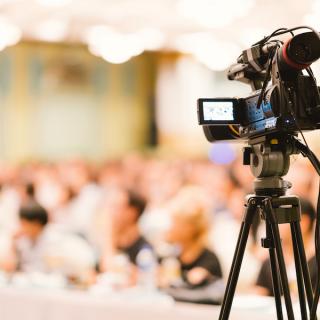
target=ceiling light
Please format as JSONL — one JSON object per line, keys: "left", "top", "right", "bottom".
{"left": 304, "top": 0, "right": 320, "bottom": 29}
{"left": 31, "top": 19, "right": 68, "bottom": 42}
{"left": 177, "top": 0, "right": 255, "bottom": 28}
{"left": 239, "top": 28, "right": 269, "bottom": 48}
{"left": 175, "top": 32, "right": 240, "bottom": 71}
{"left": 137, "top": 28, "right": 165, "bottom": 51}
{"left": 0, "top": 18, "right": 21, "bottom": 50}
{"left": 85, "top": 25, "right": 146, "bottom": 64}
{"left": 36, "top": 0, "right": 72, "bottom": 7}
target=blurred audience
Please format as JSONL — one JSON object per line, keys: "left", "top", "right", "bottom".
{"left": 101, "top": 189, "right": 152, "bottom": 268}
{"left": 210, "top": 187, "right": 260, "bottom": 291}
{"left": 96, "top": 189, "right": 153, "bottom": 288}
{"left": 162, "top": 186, "right": 224, "bottom": 304}
{"left": 0, "top": 152, "right": 317, "bottom": 301}
{"left": 0, "top": 200, "right": 95, "bottom": 284}
{"left": 12, "top": 201, "right": 50, "bottom": 272}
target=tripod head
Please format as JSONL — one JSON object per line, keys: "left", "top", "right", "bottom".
{"left": 244, "top": 133, "right": 300, "bottom": 196}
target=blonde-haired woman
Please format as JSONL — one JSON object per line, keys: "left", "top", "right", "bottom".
{"left": 164, "top": 186, "right": 224, "bottom": 304}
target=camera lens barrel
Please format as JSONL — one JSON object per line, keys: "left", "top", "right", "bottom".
{"left": 203, "top": 125, "right": 239, "bottom": 142}
{"left": 280, "top": 31, "right": 320, "bottom": 71}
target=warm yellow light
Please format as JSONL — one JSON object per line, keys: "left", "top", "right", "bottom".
{"left": 85, "top": 25, "right": 148, "bottom": 64}
{"left": 174, "top": 32, "right": 241, "bottom": 71}
{"left": 0, "top": 17, "right": 21, "bottom": 50}
{"left": 36, "top": 0, "right": 72, "bottom": 7}
{"left": 177, "top": 0, "right": 255, "bottom": 29}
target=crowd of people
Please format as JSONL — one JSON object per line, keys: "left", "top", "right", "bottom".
{"left": 0, "top": 152, "right": 318, "bottom": 304}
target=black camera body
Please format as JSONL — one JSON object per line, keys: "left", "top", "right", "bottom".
{"left": 198, "top": 30, "right": 320, "bottom": 142}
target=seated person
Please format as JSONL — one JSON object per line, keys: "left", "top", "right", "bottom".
{"left": 163, "top": 187, "right": 224, "bottom": 305}
{"left": 102, "top": 189, "right": 152, "bottom": 268}
{"left": 2, "top": 200, "right": 95, "bottom": 282}
{"left": 254, "top": 198, "right": 317, "bottom": 296}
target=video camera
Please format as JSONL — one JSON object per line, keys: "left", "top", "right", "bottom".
{"left": 198, "top": 27, "right": 320, "bottom": 320}
{"left": 197, "top": 27, "right": 320, "bottom": 142}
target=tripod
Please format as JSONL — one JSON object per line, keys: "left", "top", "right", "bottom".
{"left": 219, "top": 135, "right": 315, "bottom": 320}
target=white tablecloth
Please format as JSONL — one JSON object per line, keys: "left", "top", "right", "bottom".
{"left": 0, "top": 287, "right": 278, "bottom": 320}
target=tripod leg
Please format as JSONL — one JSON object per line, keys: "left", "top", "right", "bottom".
{"left": 311, "top": 282, "right": 320, "bottom": 320}
{"left": 291, "top": 224, "right": 308, "bottom": 320}
{"left": 266, "top": 223, "right": 283, "bottom": 320}
{"left": 218, "top": 200, "right": 257, "bottom": 320}
{"left": 292, "top": 221, "right": 316, "bottom": 318}
{"left": 264, "top": 199, "right": 295, "bottom": 320}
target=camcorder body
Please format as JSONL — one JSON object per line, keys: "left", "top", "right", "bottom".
{"left": 197, "top": 31, "right": 320, "bottom": 142}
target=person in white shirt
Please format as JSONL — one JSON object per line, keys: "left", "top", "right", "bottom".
{"left": 2, "top": 201, "right": 96, "bottom": 282}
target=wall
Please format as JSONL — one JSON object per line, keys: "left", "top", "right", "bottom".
{"left": 155, "top": 54, "right": 250, "bottom": 156}
{"left": 0, "top": 42, "right": 156, "bottom": 162}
